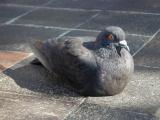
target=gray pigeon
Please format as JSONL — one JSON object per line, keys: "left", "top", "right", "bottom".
{"left": 30, "top": 26, "right": 134, "bottom": 96}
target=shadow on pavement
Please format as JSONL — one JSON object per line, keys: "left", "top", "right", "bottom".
{"left": 3, "top": 56, "right": 80, "bottom": 97}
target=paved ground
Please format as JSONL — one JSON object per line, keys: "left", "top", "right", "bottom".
{"left": 0, "top": 0, "right": 160, "bottom": 120}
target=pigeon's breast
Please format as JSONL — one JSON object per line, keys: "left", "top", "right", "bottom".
{"left": 94, "top": 47, "right": 133, "bottom": 81}
{"left": 94, "top": 47, "right": 118, "bottom": 59}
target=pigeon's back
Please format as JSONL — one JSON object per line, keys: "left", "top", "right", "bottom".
{"left": 30, "top": 37, "right": 99, "bottom": 95}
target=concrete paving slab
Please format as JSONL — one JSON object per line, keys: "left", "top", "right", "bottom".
{"left": 0, "top": 56, "right": 85, "bottom": 119}
{"left": 14, "top": 8, "right": 97, "bottom": 28}
{"left": 0, "top": 0, "right": 160, "bottom": 119}
{"left": 0, "top": 90, "right": 83, "bottom": 120}
{"left": 0, "top": 25, "right": 66, "bottom": 52}
{"left": 0, "top": 5, "right": 32, "bottom": 24}
{"left": 79, "top": 11, "right": 160, "bottom": 36}
{"left": 134, "top": 30, "right": 160, "bottom": 68}
{"left": 0, "top": 18, "right": 10, "bottom": 24}
{"left": 65, "top": 30, "right": 150, "bottom": 55}
{"left": 48, "top": 0, "right": 160, "bottom": 13}
{"left": 82, "top": 66, "right": 160, "bottom": 118}
{"left": 0, "top": 0, "right": 52, "bottom": 6}
{"left": 66, "top": 102, "right": 157, "bottom": 120}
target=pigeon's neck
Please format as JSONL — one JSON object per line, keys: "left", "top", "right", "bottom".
{"left": 94, "top": 47, "right": 117, "bottom": 59}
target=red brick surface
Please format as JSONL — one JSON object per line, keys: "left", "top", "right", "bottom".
{"left": 0, "top": 51, "right": 30, "bottom": 71}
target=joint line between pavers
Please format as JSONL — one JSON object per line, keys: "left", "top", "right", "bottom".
{"left": 9, "top": 23, "right": 151, "bottom": 38}
{"left": 41, "top": 0, "right": 56, "bottom": 6}
{"left": 0, "top": 49, "right": 31, "bottom": 54}
{"left": 127, "top": 33, "right": 151, "bottom": 38}
{"left": 4, "top": 9, "right": 37, "bottom": 25}
{"left": 0, "top": 3, "right": 35, "bottom": 9}
{"left": 63, "top": 98, "right": 86, "bottom": 119}
{"left": 4, "top": 0, "right": 54, "bottom": 25}
{"left": 9, "top": 23, "right": 99, "bottom": 32}
{"left": 135, "top": 65, "right": 160, "bottom": 69}
{"left": 56, "top": 12, "right": 100, "bottom": 39}
{"left": 1, "top": 53, "right": 33, "bottom": 72}
{"left": 133, "top": 28, "right": 160, "bottom": 56}
{"left": 10, "top": 23, "right": 73, "bottom": 31}
{"left": 106, "top": 9, "right": 160, "bottom": 16}
{"left": 0, "top": 3, "right": 102, "bottom": 12}
{"left": 1, "top": 3, "right": 160, "bottom": 16}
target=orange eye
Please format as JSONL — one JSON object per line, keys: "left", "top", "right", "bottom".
{"left": 106, "top": 34, "right": 113, "bottom": 40}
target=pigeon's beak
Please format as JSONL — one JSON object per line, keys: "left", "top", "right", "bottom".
{"left": 119, "top": 40, "right": 130, "bottom": 52}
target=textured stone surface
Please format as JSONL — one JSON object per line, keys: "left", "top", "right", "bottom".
{"left": 0, "top": 0, "right": 160, "bottom": 119}
{"left": 84, "top": 66, "right": 160, "bottom": 118}
{"left": 65, "top": 30, "right": 150, "bottom": 55}
{"left": 0, "top": 0, "right": 52, "bottom": 6}
{"left": 134, "top": 31, "right": 160, "bottom": 67}
{"left": 0, "top": 56, "right": 84, "bottom": 120}
{"left": 126, "top": 35, "right": 150, "bottom": 55}
{"left": 48, "top": 0, "right": 160, "bottom": 13}
{"left": 66, "top": 30, "right": 99, "bottom": 37}
{"left": 0, "top": 5, "right": 31, "bottom": 24}
{"left": 0, "top": 91, "right": 83, "bottom": 120}
{"left": 0, "top": 25, "right": 66, "bottom": 51}
{"left": 66, "top": 103, "right": 157, "bottom": 120}
{"left": 79, "top": 11, "right": 160, "bottom": 36}
{"left": 14, "top": 8, "right": 97, "bottom": 28}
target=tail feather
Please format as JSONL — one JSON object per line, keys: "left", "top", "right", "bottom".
{"left": 28, "top": 39, "right": 52, "bottom": 72}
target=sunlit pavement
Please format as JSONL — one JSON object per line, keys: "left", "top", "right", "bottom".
{"left": 0, "top": 0, "right": 160, "bottom": 119}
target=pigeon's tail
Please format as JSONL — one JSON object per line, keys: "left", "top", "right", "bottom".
{"left": 29, "top": 39, "right": 52, "bottom": 72}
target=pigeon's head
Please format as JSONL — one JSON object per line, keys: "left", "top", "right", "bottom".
{"left": 96, "top": 26, "right": 129, "bottom": 51}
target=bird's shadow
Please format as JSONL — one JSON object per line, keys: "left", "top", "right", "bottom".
{"left": 3, "top": 56, "right": 80, "bottom": 97}
{"left": 2, "top": 41, "right": 97, "bottom": 98}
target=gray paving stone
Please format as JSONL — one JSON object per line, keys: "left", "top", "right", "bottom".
{"left": 0, "top": 25, "right": 66, "bottom": 51}
{"left": 0, "top": 53, "right": 87, "bottom": 120}
{"left": 48, "top": 0, "right": 160, "bottom": 13}
{"left": 134, "top": 31, "right": 160, "bottom": 67}
{"left": 0, "top": 18, "right": 10, "bottom": 24}
{"left": 79, "top": 11, "right": 160, "bottom": 36}
{"left": 14, "top": 8, "right": 97, "bottom": 28}
{"left": 66, "top": 103, "right": 157, "bottom": 120}
{"left": 126, "top": 35, "right": 150, "bottom": 55}
{"left": 65, "top": 30, "right": 150, "bottom": 55}
{"left": 0, "top": 0, "right": 51, "bottom": 6}
{"left": 0, "top": 5, "right": 31, "bottom": 24}
{"left": 65, "top": 30, "right": 99, "bottom": 37}
{"left": 0, "top": 91, "right": 82, "bottom": 120}
{"left": 0, "top": 55, "right": 85, "bottom": 119}
{"left": 83, "top": 66, "right": 160, "bottom": 118}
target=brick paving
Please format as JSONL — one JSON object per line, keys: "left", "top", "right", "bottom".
{"left": 0, "top": 0, "right": 160, "bottom": 120}
{"left": 0, "top": 51, "right": 30, "bottom": 72}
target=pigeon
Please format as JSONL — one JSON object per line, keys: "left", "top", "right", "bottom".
{"left": 30, "top": 26, "right": 134, "bottom": 96}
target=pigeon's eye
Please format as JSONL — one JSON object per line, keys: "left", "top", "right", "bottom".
{"left": 106, "top": 34, "right": 114, "bottom": 40}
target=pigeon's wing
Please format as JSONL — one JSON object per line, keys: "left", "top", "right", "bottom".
{"left": 30, "top": 37, "right": 98, "bottom": 95}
